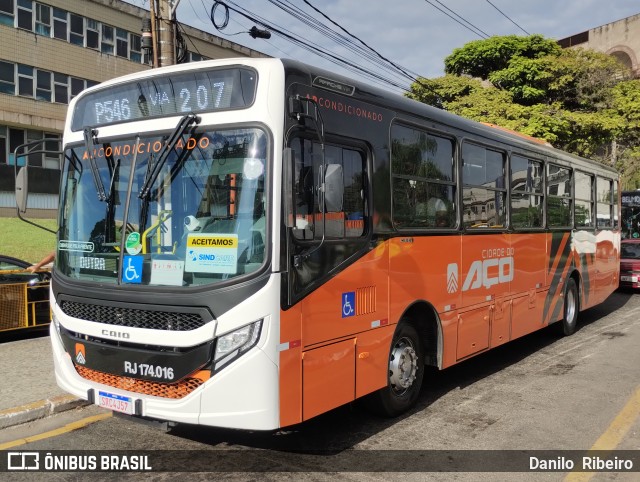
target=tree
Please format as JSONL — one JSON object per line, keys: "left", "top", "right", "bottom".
{"left": 444, "top": 35, "right": 561, "bottom": 80}
{"left": 406, "top": 74, "right": 482, "bottom": 106}
{"left": 487, "top": 49, "right": 628, "bottom": 108}
{"left": 407, "top": 34, "right": 639, "bottom": 187}
{"left": 608, "top": 80, "right": 640, "bottom": 189}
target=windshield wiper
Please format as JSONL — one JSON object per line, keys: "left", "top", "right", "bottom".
{"left": 138, "top": 113, "right": 200, "bottom": 199}
{"left": 83, "top": 128, "right": 107, "bottom": 201}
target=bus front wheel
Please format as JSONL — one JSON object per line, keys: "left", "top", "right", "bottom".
{"left": 363, "top": 321, "right": 424, "bottom": 417}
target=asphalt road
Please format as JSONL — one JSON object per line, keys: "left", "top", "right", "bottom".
{"left": 1, "top": 290, "right": 639, "bottom": 481}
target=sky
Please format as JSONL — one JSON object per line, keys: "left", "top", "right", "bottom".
{"left": 126, "top": 0, "right": 640, "bottom": 94}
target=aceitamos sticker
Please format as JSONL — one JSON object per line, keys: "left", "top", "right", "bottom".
{"left": 185, "top": 234, "right": 238, "bottom": 274}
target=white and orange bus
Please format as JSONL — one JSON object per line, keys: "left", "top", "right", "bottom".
{"left": 32, "top": 58, "right": 620, "bottom": 429}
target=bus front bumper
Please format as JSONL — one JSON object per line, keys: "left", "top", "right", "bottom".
{"left": 50, "top": 323, "right": 280, "bottom": 430}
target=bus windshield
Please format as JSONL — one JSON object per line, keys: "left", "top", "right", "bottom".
{"left": 57, "top": 127, "right": 268, "bottom": 287}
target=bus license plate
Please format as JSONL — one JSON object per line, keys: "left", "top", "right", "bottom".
{"left": 97, "top": 390, "right": 134, "bottom": 415}
{"left": 621, "top": 275, "right": 638, "bottom": 283}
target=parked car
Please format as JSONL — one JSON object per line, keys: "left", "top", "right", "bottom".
{"left": 0, "top": 255, "right": 51, "bottom": 334}
{"left": 620, "top": 239, "right": 640, "bottom": 290}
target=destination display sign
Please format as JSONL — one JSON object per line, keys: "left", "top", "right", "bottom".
{"left": 71, "top": 67, "right": 257, "bottom": 131}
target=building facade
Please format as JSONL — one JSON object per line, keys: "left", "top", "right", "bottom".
{"left": 558, "top": 13, "right": 640, "bottom": 77}
{"left": 0, "top": 0, "right": 266, "bottom": 217}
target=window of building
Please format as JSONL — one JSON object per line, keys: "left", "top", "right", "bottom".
{"left": 0, "top": 125, "right": 6, "bottom": 164}
{"left": 596, "top": 177, "right": 615, "bottom": 229}
{"left": 510, "top": 155, "right": 543, "bottom": 229}
{"left": 52, "top": 7, "right": 67, "bottom": 40}
{"left": 462, "top": 142, "right": 506, "bottom": 228}
{"left": 116, "top": 28, "right": 128, "bottom": 58}
{"left": 9, "top": 127, "right": 24, "bottom": 165}
{"left": 391, "top": 124, "right": 456, "bottom": 229}
{"left": 291, "top": 138, "right": 366, "bottom": 239}
{"left": 101, "top": 24, "right": 114, "bottom": 54}
{"left": 16, "top": 0, "right": 32, "bottom": 31}
{"left": 70, "top": 77, "right": 85, "bottom": 99}
{"left": 130, "top": 33, "right": 141, "bottom": 62}
{"left": 35, "top": 69, "right": 51, "bottom": 101}
{"left": 43, "top": 133, "right": 60, "bottom": 168}
{"left": 35, "top": 2, "right": 50, "bottom": 36}
{"left": 574, "top": 171, "right": 594, "bottom": 228}
{"left": 17, "top": 64, "right": 33, "bottom": 97}
{"left": 190, "top": 52, "right": 206, "bottom": 62}
{"left": 26, "top": 129, "right": 43, "bottom": 167}
{"left": 53, "top": 72, "right": 68, "bottom": 103}
{"left": 0, "top": 60, "right": 15, "bottom": 95}
{"left": 1, "top": 126, "right": 59, "bottom": 168}
{"left": 0, "top": 59, "right": 94, "bottom": 106}
{"left": 547, "top": 164, "right": 572, "bottom": 227}
{"left": 86, "top": 18, "right": 99, "bottom": 49}
{"left": 2, "top": 3, "right": 149, "bottom": 65}
{"left": 69, "top": 13, "right": 83, "bottom": 46}
{"left": 0, "top": 0, "right": 14, "bottom": 27}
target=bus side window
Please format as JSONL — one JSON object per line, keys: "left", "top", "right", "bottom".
{"left": 390, "top": 123, "right": 456, "bottom": 229}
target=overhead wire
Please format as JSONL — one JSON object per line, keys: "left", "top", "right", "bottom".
{"left": 266, "top": 0, "right": 417, "bottom": 88}
{"left": 199, "top": 0, "right": 293, "bottom": 57}
{"left": 298, "top": 0, "right": 422, "bottom": 83}
{"left": 431, "top": 0, "right": 491, "bottom": 38}
{"left": 485, "top": 0, "right": 530, "bottom": 35}
{"left": 209, "top": 1, "right": 414, "bottom": 94}
{"left": 221, "top": 0, "right": 442, "bottom": 97}
{"left": 293, "top": 0, "right": 440, "bottom": 100}
{"left": 423, "top": 0, "right": 489, "bottom": 39}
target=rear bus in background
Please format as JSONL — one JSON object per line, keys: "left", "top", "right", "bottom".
{"left": 24, "top": 58, "right": 620, "bottom": 430}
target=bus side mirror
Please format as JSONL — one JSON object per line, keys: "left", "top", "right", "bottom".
{"left": 324, "top": 164, "right": 343, "bottom": 213}
{"left": 15, "top": 166, "right": 28, "bottom": 214}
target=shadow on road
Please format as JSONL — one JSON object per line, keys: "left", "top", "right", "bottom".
{"left": 169, "top": 290, "right": 636, "bottom": 453}
{"left": 0, "top": 327, "right": 49, "bottom": 344}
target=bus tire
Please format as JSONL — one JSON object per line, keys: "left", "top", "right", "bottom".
{"left": 559, "top": 277, "right": 579, "bottom": 336}
{"left": 363, "top": 321, "right": 424, "bottom": 417}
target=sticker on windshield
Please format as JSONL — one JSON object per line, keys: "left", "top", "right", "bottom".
{"left": 150, "top": 256, "right": 184, "bottom": 286}
{"left": 185, "top": 234, "right": 238, "bottom": 274}
{"left": 122, "top": 255, "right": 143, "bottom": 284}
{"left": 125, "top": 232, "right": 142, "bottom": 255}
{"left": 59, "top": 240, "right": 95, "bottom": 253}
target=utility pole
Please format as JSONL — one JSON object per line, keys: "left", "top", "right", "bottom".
{"left": 156, "top": 0, "right": 181, "bottom": 67}
{"left": 148, "top": 0, "right": 158, "bottom": 67}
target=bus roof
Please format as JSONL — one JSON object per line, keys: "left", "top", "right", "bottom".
{"left": 71, "top": 56, "right": 618, "bottom": 177}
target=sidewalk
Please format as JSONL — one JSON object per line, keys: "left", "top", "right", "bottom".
{"left": 0, "top": 334, "right": 88, "bottom": 429}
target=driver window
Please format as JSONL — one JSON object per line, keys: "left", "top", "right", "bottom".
{"left": 291, "top": 138, "right": 366, "bottom": 240}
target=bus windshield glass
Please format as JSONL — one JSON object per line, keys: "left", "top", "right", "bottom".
{"left": 57, "top": 127, "right": 268, "bottom": 287}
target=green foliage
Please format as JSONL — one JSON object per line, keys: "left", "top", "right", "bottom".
{"left": 406, "top": 74, "right": 482, "bottom": 106}
{"left": 408, "top": 34, "right": 640, "bottom": 187}
{"left": 444, "top": 35, "right": 561, "bottom": 79}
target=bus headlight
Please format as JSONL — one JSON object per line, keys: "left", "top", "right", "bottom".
{"left": 213, "top": 319, "right": 263, "bottom": 371}
{"left": 52, "top": 312, "right": 61, "bottom": 335}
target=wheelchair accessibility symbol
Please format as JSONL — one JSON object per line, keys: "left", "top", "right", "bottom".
{"left": 342, "top": 291, "right": 356, "bottom": 318}
{"left": 122, "top": 255, "right": 143, "bottom": 284}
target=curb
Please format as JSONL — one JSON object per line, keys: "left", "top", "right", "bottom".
{"left": 0, "top": 395, "right": 89, "bottom": 430}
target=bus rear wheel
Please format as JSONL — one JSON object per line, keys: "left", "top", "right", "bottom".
{"left": 363, "top": 321, "right": 424, "bottom": 417}
{"left": 559, "top": 277, "right": 579, "bottom": 336}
